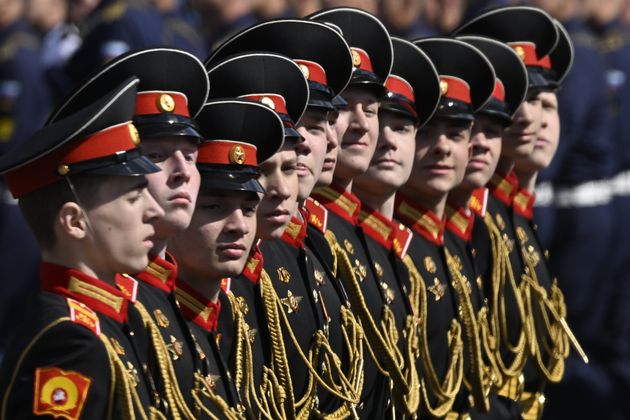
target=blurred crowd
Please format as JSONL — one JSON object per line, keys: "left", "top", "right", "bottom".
{"left": 3, "top": 0, "right": 630, "bottom": 417}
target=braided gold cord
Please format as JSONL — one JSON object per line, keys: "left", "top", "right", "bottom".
{"left": 402, "top": 254, "right": 464, "bottom": 418}
{"left": 133, "top": 301, "right": 196, "bottom": 420}
{"left": 444, "top": 248, "right": 491, "bottom": 412}
{"left": 483, "top": 214, "right": 529, "bottom": 386}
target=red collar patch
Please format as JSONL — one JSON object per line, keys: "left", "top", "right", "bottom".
{"left": 176, "top": 281, "right": 221, "bottom": 332}
{"left": 280, "top": 213, "right": 308, "bottom": 249}
{"left": 303, "top": 197, "right": 328, "bottom": 233}
{"left": 242, "top": 241, "right": 264, "bottom": 284}
{"left": 312, "top": 184, "right": 361, "bottom": 225}
{"left": 135, "top": 253, "right": 178, "bottom": 293}
{"left": 40, "top": 262, "right": 129, "bottom": 324}
{"left": 358, "top": 204, "right": 395, "bottom": 250}
{"left": 394, "top": 194, "right": 444, "bottom": 246}
{"left": 469, "top": 188, "right": 489, "bottom": 218}
{"left": 445, "top": 203, "right": 475, "bottom": 242}
{"left": 513, "top": 188, "right": 535, "bottom": 220}
{"left": 488, "top": 171, "right": 519, "bottom": 206}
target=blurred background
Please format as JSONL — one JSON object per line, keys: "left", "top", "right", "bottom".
{"left": 2, "top": 0, "right": 630, "bottom": 417}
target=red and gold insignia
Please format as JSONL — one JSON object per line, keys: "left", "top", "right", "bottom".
{"left": 220, "top": 277, "right": 231, "bottom": 293}
{"left": 469, "top": 188, "right": 489, "bottom": 218}
{"left": 304, "top": 197, "right": 328, "bottom": 233}
{"left": 66, "top": 298, "right": 100, "bottom": 336}
{"left": 33, "top": 367, "right": 92, "bottom": 420}
{"left": 392, "top": 223, "right": 412, "bottom": 259}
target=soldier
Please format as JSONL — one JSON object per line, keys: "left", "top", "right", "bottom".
{"left": 454, "top": 6, "right": 583, "bottom": 418}
{"left": 46, "top": 47, "right": 235, "bottom": 417}
{"left": 392, "top": 37, "right": 494, "bottom": 418}
{"left": 351, "top": 37, "right": 441, "bottom": 417}
{"left": 0, "top": 79, "right": 167, "bottom": 418}
{"left": 168, "top": 98, "right": 286, "bottom": 418}
{"left": 446, "top": 35, "right": 528, "bottom": 418}
{"left": 307, "top": 8, "right": 399, "bottom": 418}
{"left": 207, "top": 18, "right": 367, "bottom": 417}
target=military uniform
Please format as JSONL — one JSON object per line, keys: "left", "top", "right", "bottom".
{"left": 0, "top": 78, "right": 173, "bottom": 418}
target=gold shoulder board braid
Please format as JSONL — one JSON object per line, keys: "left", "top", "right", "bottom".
{"left": 401, "top": 254, "right": 465, "bottom": 418}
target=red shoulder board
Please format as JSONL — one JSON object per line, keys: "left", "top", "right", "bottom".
{"left": 33, "top": 367, "right": 92, "bottom": 420}
{"left": 469, "top": 188, "right": 489, "bottom": 218}
{"left": 67, "top": 298, "right": 101, "bottom": 336}
{"left": 304, "top": 197, "right": 328, "bottom": 233}
{"left": 392, "top": 222, "right": 413, "bottom": 259}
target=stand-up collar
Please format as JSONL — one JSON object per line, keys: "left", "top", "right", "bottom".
{"left": 176, "top": 281, "right": 221, "bottom": 332}
{"left": 358, "top": 204, "right": 395, "bottom": 250}
{"left": 394, "top": 193, "right": 444, "bottom": 246}
{"left": 445, "top": 202, "right": 475, "bottom": 242}
{"left": 312, "top": 184, "right": 361, "bottom": 225}
{"left": 134, "top": 253, "right": 178, "bottom": 293}
{"left": 488, "top": 170, "right": 519, "bottom": 206}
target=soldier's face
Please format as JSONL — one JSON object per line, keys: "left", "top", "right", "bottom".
{"left": 84, "top": 176, "right": 164, "bottom": 276}
{"left": 256, "top": 145, "right": 299, "bottom": 240}
{"left": 405, "top": 117, "right": 472, "bottom": 198}
{"left": 318, "top": 109, "right": 349, "bottom": 187}
{"left": 334, "top": 87, "right": 380, "bottom": 183}
{"left": 461, "top": 114, "right": 504, "bottom": 189}
{"left": 142, "top": 137, "right": 201, "bottom": 241}
{"left": 295, "top": 109, "right": 332, "bottom": 200}
{"left": 168, "top": 189, "right": 259, "bottom": 281}
{"left": 354, "top": 110, "right": 417, "bottom": 197}
{"left": 502, "top": 92, "right": 542, "bottom": 160}
{"left": 516, "top": 91, "right": 560, "bottom": 173}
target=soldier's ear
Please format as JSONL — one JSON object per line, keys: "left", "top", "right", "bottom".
{"left": 57, "top": 202, "right": 89, "bottom": 240}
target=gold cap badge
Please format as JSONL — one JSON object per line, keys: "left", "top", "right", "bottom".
{"left": 352, "top": 49, "right": 361, "bottom": 67}
{"left": 299, "top": 63, "right": 310, "bottom": 79}
{"left": 57, "top": 164, "right": 70, "bottom": 176}
{"left": 440, "top": 79, "right": 449, "bottom": 96}
{"left": 514, "top": 46, "right": 526, "bottom": 62}
{"left": 260, "top": 96, "right": 275, "bottom": 110}
{"left": 229, "top": 145, "right": 246, "bottom": 165}
{"left": 157, "top": 93, "right": 175, "bottom": 112}
{"left": 128, "top": 124, "right": 140, "bottom": 145}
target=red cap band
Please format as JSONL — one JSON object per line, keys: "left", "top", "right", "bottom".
{"left": 440, "top": 76, "right": 471, "bottom": 104}
{"left": 508, "top": 42, "right": 551, "bottom": 69}
{"left": 492, "top": 79, "right": 505, "bottom": 102}
{"left": 5, "top": 122, "right": 140, "bottom": 198}
{"left": 134, "top": 91, "right": 191, "bottom": 117}
{"left": 241, "top": 94, "right": 289, "bottom": 115}
{"left": 294, "top": 59, "right": 328, "bottom": 86}
{"left": 351, "top": 47, "right": 374, "bottom": 72}
{"left": 197, "top": 140, "right": 258, "bottom": 166}
{"left": 385, "top": 75, "right": 415, "bottom": 103}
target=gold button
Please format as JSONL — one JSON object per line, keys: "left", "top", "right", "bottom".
{"left": 514, "top": 46, "right": 526, "bottom": 61}
{"left": 229, "top": 145, "right": 246, "bottom": 165}
{"left": 57, "top": 164, "right": 70, "bottom": 175}
{"left": 156, "top": 93, "right": 175, "bottom": 112}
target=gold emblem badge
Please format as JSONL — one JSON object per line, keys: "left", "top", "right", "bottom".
{"left": 153, "top": 309, "right": 170, "bottom": 328}
{"left": 514, "top": 46, "right": 526, "bottom": 61}
{"left": 194, "top": 341, "right": 206, "bottom": 361}
{"left": 247, "top": 328, "right": 257, "bottom": 344}
{"left": 495, "top": 214, "right": 506, "bottom": 230}
{"left": 126, "top": 362, "right": 139, "bottom": 387}
{"left": 299, "top": 63, "right": 310, "bottom": 79}
{"left": 424, "top": 256, "right": 437, "bottom": 274}
{"left": 428, "top": 278, "right": 445, "bottom": 301}
{"left": 353, "top": 259, "right": 367, "bottom": 282}
{"left": 229, "top": 145, "right": 246, "bottom": 164}
{"left": 128, "top": 124, "right": 140, "bottom": 145}
{"left": 352, "top": 49, "right": 361, "bottom": 67}
{"left": 204, "top": 374, "right": 221, "bottom": 391}
{"left": 516, "top": 226, "right": 528, "bottom": 244}
{"left": 440, "top": 79, "right": 449, "bottom": 96}
{"left": 525, "top": 245, "right": 541, "bottom": 268}
{"left": 374, "top": 262, "right": 384, "bottom": 277}
{"left": 502, "top": 233, "right": 514, "bottom": 253}
{"left": 157, "top": 93, "right": 175, "bottom": 112}
{"left": 33, "top": 367, "right": 92, "bottom": 419}
{"left": 236, "top": 296, "right": 249, "bottom": 315}
{"left": 167, "top": 335, "right": 184, "bottom": 361}
{"left": 343, "top": 239, "right": 354, "bottom": 254}
{"left": 280, "top": 290, "right": 303, "bottom": 313}
{"left": 260, "top": 96, "right": 275, "bottom": 110}
{"left": 314, "top": 270, "right": 325, "bottom": 285}
{"left": 110, "top": 338, "right": 125, "bottom": 356}
{"left": 380, "top": 281, "right": 395, "bottom": 304}
{"left": 277, "top": 267, "right": 291, "bottom": 283}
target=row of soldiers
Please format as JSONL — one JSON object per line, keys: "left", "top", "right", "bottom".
{"left": 0, "top": 5, "right": 582, "bottom": 419}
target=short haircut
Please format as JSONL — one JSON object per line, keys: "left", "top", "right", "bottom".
{"left": 18, "top": 174, "right": 104, "bottom": 250}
